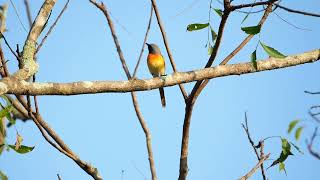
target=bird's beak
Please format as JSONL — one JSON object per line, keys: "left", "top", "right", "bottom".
{"left": 146, "top": 43, "right": 150, "bottom": 46}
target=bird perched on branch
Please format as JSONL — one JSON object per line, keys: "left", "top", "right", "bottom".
{"left": 146, "top": 43, "right": 166, "bottom": 108}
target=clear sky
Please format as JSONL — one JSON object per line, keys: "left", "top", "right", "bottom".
{"left": 1, "top": 0, "right": 320, "bottom": 180}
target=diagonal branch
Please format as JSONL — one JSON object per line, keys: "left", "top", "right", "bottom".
{"left": 239, "top": 153, "right": 270, "bottom": 180}
{"left": 307, "top": 127, "right": 320, "bottom": 159}
{"left": 242, "top": 113, "right": 267, "bottom": 180}
{"left": 133, "top": 6, "right": 153, "bottom": 78}
{"left": 36, "top": 0, "right": 70, "bottom": 54}
{"left": 150, "top": 0, "right": 188, "bottom": 101}
{"left": 89, "top": 0, "right": 131, "bottom": 79}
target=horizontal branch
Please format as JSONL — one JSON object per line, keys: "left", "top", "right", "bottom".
{"left": 0, "top": 49, "right": 318, "bottom": 96}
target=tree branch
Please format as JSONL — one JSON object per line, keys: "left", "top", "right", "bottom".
{"left": 232, "top": 0, "right": 278, "bottom": 10}
{"left": 0, "top": 49, "right": 317, "bottom": 96}
{"left": 239, "top": 153, "right": 270, "bottom": 180}
{"left": 307, "top": 127, "right": 320, "bottom": 159}
{"left": 275, "top": 4, "right": 320, "bottom": 18}
{"left": 242, "top": 113, "right": 267, "bottom": 180}
{"left": 150, "top": 0, "right": 188, "bottom": 101}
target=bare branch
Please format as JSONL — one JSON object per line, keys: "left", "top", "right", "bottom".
{"left": 24, "top": 0, "right": 33, "bottom": 28}
{"left": 275, "top": 4, "right": 320, "bottom": 18}
{"left": 36, "top": 0, "right": 70, "bottom": 54}
{"left": 221, "top": 4, "right": 273, "bottom": 65}
{"left": 242, "top": 113, "right": 267, "bottom": 180}
{"left": 232, "top": 0, "right": 278, "bottom": 10}
{"left": 150, "top": 0, "right": 188, "bottom": 101}
{"left": 307, "top": 127, "right": 320, "bottom": 159}
{"left": 89, "top": 0, "right": 131, "bottom": 79}
{"left": 133, "top": 5, "right": 153, "bottom": 78}
{"left": 305, "top": 90, "right": 320, "bottom": 95}
{"left": 0, "top": 49, "right": 317, "bottom": 96}
{"left": 239, "top": 153, "right": 270, "bottom": 180}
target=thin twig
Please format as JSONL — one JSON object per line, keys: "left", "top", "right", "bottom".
{"left": 24, "top": 0, "right": 33, "bottom": 28}
{"left": 307, "top": 127, "right": 320, "bottom": 159}
{"left": 274, "top": 11, "right": 311, "bottom": 31}
{"left": 232, "top": 0, "right": 278, "bottom": 10}
{"left": 57, "top": 174, "right": 62, "bottom": 180}
{"left": 242, "top": 113, "right": 267, "bottom": 180}
{"left": 150, "top": 0, "right": 188, "bottom": 101}
{"left": 304, "top": 91, "right": 320, "bottom": 95}
{"left": 220, "top": 3, "right": 273, "bottom": 65}
{"left": 239, "top": 153, "right": 270, "bottom": 180}
{"left": 133, "top": 5, "right": 153, "bottom": 77}
{"left": 0, "top": 32, "right": 20, "bottom": 60}
{"left": 9, "top": 0, "right": 28, "bottom": 32}
{"left": 36, "top": 0, "right": 70, "bottom": 54}
{"left": 275, "top": 4, "right": 320, "bottom": 17}
{"left": 89, "top": 0, "right": 131, "bottom": 79}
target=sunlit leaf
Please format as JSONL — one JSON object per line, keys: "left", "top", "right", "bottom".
{"left": 8, "top": 144, "right": 34, "bottom": 154}
{"left": 270, "top": 138, "right": 294, "bottom": 169}
{"left": 213, "top": 8, "right": 223, "bottom": 17}
{"left": 0, "top": 170, "right": 8, "bottom": 180}
{"left": 288, "top": 119, "right": 299, "bottom": 134}
{"left": 260, "top": 42, "right": 287, "bottom": 58}
{"left": 0, "top": 105, "right": 12, "bottom": 119}
{"left": 279, "top": 162, "right": 287, "bottom": 175}
{"left": 210, "top": 26, "right": 217, "bottom": 43}
{"left": 208, "top": 45, "right": 213, "bottom": 55}
{"left": 295, "top": 126, "right": 303, "bottom": 141}
{"left": 251, "top": 50, "right": 257, "bottom": 70}
{"left": 187, "top": 23, "right": 209, "bottom": 31}
{"left": 241, "top": 24, "right": 261, "bottom": 35}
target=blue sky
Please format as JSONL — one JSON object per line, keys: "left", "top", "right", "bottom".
{"left": 0, "top": 0, "right": 320, "bottom": 179}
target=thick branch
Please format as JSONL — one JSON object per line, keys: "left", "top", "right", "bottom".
{"left": 13, "top": 0, "right": 56, "bottom": 80}
{"left": 0, "top": 49, "right": 318, "bottom": 95}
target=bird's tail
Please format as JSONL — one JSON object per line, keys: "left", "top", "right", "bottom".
{"left": 159, "top": 87, "right": 166, "bottom": 108}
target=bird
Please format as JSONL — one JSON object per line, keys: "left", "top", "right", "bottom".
{"left": 146, "top": 43, "right": 166, "bottom": 108}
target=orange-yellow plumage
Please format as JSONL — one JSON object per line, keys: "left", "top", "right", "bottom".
{"left": 147, "top": 53, "right": 165, "bottom": 77}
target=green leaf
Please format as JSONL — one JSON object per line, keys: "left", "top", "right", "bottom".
{"left": 241, "top": 24, "right": 261, "bottom": 35}
{"left": 210, "top": 26, "right": 217, "bottom": 43}
{"left": 187, "top": 23, "right": 209, "bottom": 31}
{"left": 281, "top": 138, "right": 292, "bottom": 155}
{"left": 287, "top": 119, "right": 300, "bottom": 134}
{"left": 8, "top": 144, "right": 34, "bottom": 154}
{"left": 260, "top": 42, "right": 287, "bottom": 58}
{"left": 251, "top": 50, "right": 257, "bottom": 70}
{"left": 290, "top": 142, "right": 303, "bottom": 154}
{"left": 213, "top": 8, "right": 223, "bottom": 17}
{"left": 0, "top": 105, "right": 12, "bottom": 119}
{"left": 279, "top": 162, "right": 285, "bottom": 172}
{"left": 208, "top": 45, "right": 213, "bottom": 55}
{"left": 0, "top": 170, "right": 8, "bottom": 180}
{"left": 295, "top": 126, "right": 303, "bottom": 141}
{"left": 279, "top": 162, "right": 287, "bottom": 175}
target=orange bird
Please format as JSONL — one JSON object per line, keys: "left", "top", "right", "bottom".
{"left": 146, "top": 43, "right": 166, "bottom": 108}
